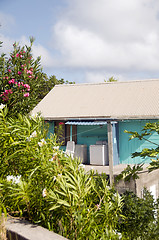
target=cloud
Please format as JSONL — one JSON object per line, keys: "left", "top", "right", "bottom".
{"left": 0, "top": 34, "right": 54, "bottom": 69}
{"left": 85, "top": 71, "right": 123, "bottom": 83}
{"left": 0, "top": 11, "right": 15, "bottom": 33}
{"left": 50, "top": 0, "right": 159, "bottom": 73}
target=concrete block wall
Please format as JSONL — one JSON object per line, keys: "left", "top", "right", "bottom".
{"left": 6, "top": 218, "right": 68, "bottom": 240}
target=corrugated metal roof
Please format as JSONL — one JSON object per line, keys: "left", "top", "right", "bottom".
{"left": 32, "top": 79, "right": 159, "bottom": 120}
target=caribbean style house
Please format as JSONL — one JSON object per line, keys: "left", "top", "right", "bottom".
{"left": 32, "top": 79, "right": 159, "bottom": 197}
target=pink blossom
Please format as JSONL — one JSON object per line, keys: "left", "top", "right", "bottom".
{"left": 18, "top": 82, "right": 21, "bottom": 87}
{"left": 16, "top": 53, "right": 19, "bottom": 57}
{"left": 24, "top": 84, "right": 30, "bottom": 90}
{"left": 18, "top": 71, "right": 22, "bottom": 75}
{"left": 20, "top": 55, "right": 22, "bottom": 58}
{"left": 3, "top": 96, "right": 9, "bottom": 101}
{"left": 5, "top": 77, "right": 8, "bottom": 80}
{"left": 8, "top": 89, "right": 13, "bottom": 94}
{"left": 24, "top": 93, "right": 29, "bottom": 97}
{"left": 23, "top": 51, "right": 26, "bottom": 53}
{"left": 27, "top": 70, "right": 33, "bottom": 75}
{"left": 8, "top": 69, "right": 11, "bottom": 73}
{"left": 4, "top": 90, "right": 9, "bottom": 95}
{"left": 28, "top": 75, "right": 32, "bottom": 78}
{"left": 8, "top": 79, "right": 15, "bottom": 84}
{"left": 59, "top": 122, "right": 64, "bottom": 125}
{"left": 15, "top": 81, "right": 17, "bottom": 85}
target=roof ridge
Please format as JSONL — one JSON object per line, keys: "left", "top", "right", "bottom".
{"left": 55, "top": 79, "right": 159, "bottom": 87}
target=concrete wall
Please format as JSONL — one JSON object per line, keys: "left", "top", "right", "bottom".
{"left": 115, "top": 167, "right": 159, "bottom": 200}
{"left": 6, "top": 218, "right": 68, "bottom": 240}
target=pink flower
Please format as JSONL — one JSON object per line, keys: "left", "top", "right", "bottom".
{"left": 8, "top": 89, "right": 13, "bottom": 94}
{"left": 18, "top": 71, "right": 22, "bottom": 75}
{"left": 28, "top": 75, "right": 32, "bottom": 78}
{"left": 16, "top": 53, "right": 19, "bottom": 57}
{"left": 24, "top": 93, "right": 29, "bottom": 97}
{"left": 5, "top": 77, "right": 8, "bottom": 80}
{"left": 24, "top": 84, "right": 30, "bottom": 91}
{"left": 27, "top": 70, "right": 33, "bottom": 75}
{"left": 8, "top": 69, "right": 11, "bottom": 73}
{"left": 59, "top": 122, "right": 64, "bottom": 125}
{"left": 4, "top": 90, "right": 9, "bottom": 95}
{"left": 8, "top": 79, "right": 15, "bottom": 84}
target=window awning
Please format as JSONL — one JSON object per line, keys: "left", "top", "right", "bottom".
{"left": 65, "top": 121, "right": 107, "bottom": 126}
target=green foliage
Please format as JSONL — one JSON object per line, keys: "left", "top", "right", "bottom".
{"left": 104, "top": 76, "right": 118, "bottom": 82}
{"left": 0, "top": 39, "right": 74, "bottom": 117}
{"left": 117, "top": 189, "right": 157, "bottom": 240}
{"left": 0, "top": 105, "right": 56, "bottom": 177}
{"left": 0, "top": 107, "right": 123, "bottom": 239}
{"left": 125, "top": 122, "right": 159, "bottom": 172}
{"left": 115, "top": 164, "right": 144, "bottom": 182}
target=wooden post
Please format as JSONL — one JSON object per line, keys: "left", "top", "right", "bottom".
{"left": 70, "top": 125, "right": 72, "bottom": 141}
{"left": 107, "top": 121, "right": 114, "bottom": 186}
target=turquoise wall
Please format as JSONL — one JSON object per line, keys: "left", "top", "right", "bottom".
{"left": 46, "top": 121, "right": 54, "bottom": 138}
{"left": 119, "top": 120, "right": 159, "bottom": 164}
{"left": 77, "top": 125, "right": 108, "bottom": 163}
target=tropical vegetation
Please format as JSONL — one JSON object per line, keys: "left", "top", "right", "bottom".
{"left": 0, "top": 39, "right": 159, "bottom": 239}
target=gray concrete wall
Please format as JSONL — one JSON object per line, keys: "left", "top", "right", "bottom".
{"left": 6, "top": 218, "right": 68, "bottom": 240}
{"left": 115, "top": 167, "right": 159, "bottom": 200}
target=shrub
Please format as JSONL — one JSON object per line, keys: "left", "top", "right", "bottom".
{"left": 0, "top": 106, "right": 123, "bottom": 239}
{"left": 117, "top": 189, "right": 157, "bottom": 239}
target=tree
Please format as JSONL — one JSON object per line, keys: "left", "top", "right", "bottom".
{"left": 125, "top": 122, "right": 159, "bottom": 172}
{"left": 0, "top": 38, "right": 74, "bottom": 117}
{"left": 104, "top": 76, "right": 118, "bottom": 82}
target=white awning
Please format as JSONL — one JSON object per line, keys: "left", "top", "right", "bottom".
{"left": 65, "top": 121, "right": 107, "bottom": 125}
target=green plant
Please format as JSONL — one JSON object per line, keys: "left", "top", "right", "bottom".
{"left": 0, "top": 106, "right": 124, "bottom": 239}
{"left": 117, "top": 189, "right": 156, "bottom": 239}
{"left": 0, "top": 39, "right": 75, "bottom": 117}
{"left": 125, "top": 121, "right": 159, "bottom": 172}
{"left": 115, "top": 164, "right": 144, "bottom": 183}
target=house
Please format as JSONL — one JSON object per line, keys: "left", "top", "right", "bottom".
{"left": 32, "top": 79, "right": 159, "bottom": 197}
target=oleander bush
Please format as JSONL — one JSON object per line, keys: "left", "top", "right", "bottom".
{"left": 0, "top": 106, "right": 123, "bottom": 239}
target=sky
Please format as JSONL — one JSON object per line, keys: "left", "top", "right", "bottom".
{"left": 1, "top": 0, "right": 159, "bottom": 83}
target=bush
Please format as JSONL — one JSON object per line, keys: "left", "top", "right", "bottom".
{"left": 0, "top": 106, "right": 123, "bottom": 239}
{"left": 117, "top": 189, "right": 157, "bottom": 239}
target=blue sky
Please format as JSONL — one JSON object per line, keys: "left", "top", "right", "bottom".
{"left": 1, "top": 0, "right": 159, "bottom": 83}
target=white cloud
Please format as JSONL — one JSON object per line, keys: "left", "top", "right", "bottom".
{"left": 0, "top": 11, "right": 15, "bottom": 33}
{"left": 50, "top": 0, "right": 159, "bottom": 73}
{"left": 85, "top": 71, "right": 123, "bottom": 83}
{"left": 0, "top": 34, "right": 55, "bottom": 69}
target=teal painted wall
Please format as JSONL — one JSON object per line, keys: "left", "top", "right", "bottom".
{"left": 46, "top": 121, "right": 54, "bottom": 138}
{"left": 77, "top": 125, "right": 108, "bottom": 163}
{"left": 119, "top": 120, "right": 159, "bottom": 164}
